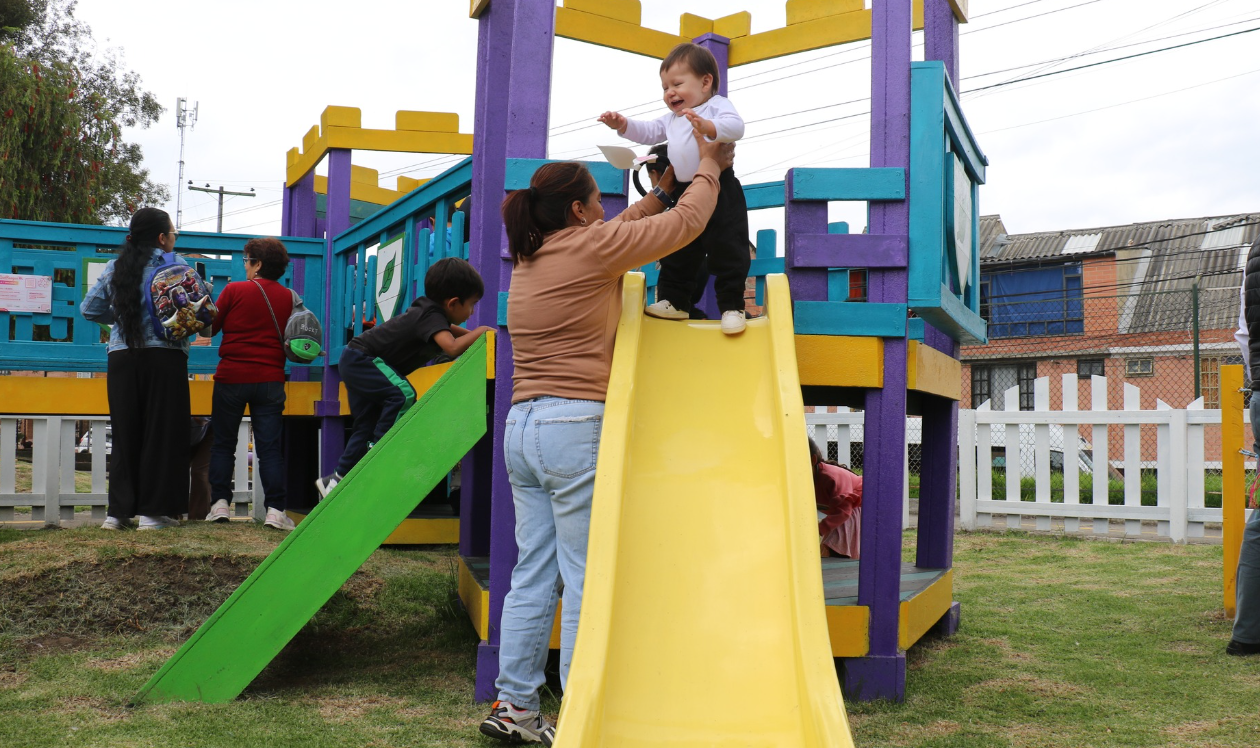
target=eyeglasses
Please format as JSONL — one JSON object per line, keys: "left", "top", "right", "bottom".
{"left": 164, "top": 229, "right": 180, "bottom": 238}
{"left": 244, "top": 257, "right": 260, "bottom": 264}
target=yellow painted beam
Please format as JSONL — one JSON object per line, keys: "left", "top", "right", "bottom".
{"left": 469, "top": 0, "right": 489, "bottom": 19}
{"left": 787, "top": 0, "right": 865, "bottom": 26}
{"left": 950, "top": 0, "right": 969, "bottom": 23}
{"left": 383, "top": 517, "right": 460, "bottom": 544}
{"left": 286, "top": 107, "right": 474, "bottom": 187}
{"left": 714, "top": 11, "right": 752, "bottom": 39}
{"left": 314, "top": 174, "right": 408, "bottom": 207}
{"left": 795, "top": 334, "right": 884, "bottom": 389}
{"left": 825, "top": 604, "right": 870, "bottom": 657}
{"left": 729, "top": 1, "right": 924, "bottom": 67}
{"left": 1223, "top": 364, "right": 1245, "bottom": 617}
{"left": 458, "top": 558, "right": 491, "bottom": 639}
{"left": 906, "top": 340, "right": 962, "bottom": 401}
{"left": 679, "top": 12, "right": 712, "bottom": 40}
{"left": 555, "top": 6, "right": 688, "bottom": 61}
{"left": 397, "top": 176, "right": 429, "bottom": 193}
{"left": 0, "top": 334, "right": 495, "bottom": 417}
{"left": 899, "top": 569, "right": 953, "bottom": 650}
{"left": 564, "top": 0, "right": 640, "bottom": 26}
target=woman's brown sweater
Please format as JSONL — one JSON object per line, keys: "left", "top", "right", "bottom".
{"left": 508, "top": 158, "right": 722, "bottom": 403}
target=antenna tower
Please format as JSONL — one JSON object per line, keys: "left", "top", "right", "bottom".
{"left": 175, "top": 98, "right": 199, "bottom": 229}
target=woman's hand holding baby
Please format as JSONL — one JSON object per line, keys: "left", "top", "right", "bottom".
{"left": 694, "top": 129, "right": 735, "bottom": 172}
{"left": 597, "top": 111, "right": 627, "bottom": 133}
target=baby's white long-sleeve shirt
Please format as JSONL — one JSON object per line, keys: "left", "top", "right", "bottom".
{"left": 620, "top": 95, "right": 743, "bottom": 182}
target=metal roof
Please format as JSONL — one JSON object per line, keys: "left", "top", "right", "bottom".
{"left": 980, "top": 212, "right": 1260, "bottom": 334}
{"left": 979, "top": 213, "right": 1260, "bottom": 266}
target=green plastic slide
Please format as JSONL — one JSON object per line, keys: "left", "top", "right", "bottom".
{"left": 134, "top": 338, "right": 488, "bottom": 704}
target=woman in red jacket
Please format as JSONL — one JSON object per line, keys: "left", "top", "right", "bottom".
{"left": 206, "top": 237, "right": 294, "bottom": 530}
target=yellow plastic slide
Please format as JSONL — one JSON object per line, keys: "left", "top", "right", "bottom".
{"left": 554, "top": 274, "right": 855, "bottom": 747}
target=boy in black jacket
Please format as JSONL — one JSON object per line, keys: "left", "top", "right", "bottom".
{"left": 316, "top": 257, "right": 492, "bottom": 497}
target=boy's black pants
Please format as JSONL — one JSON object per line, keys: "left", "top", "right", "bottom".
{"left": 657, "top": 167, "right": 750, "bottom": 315}
{"left": 335, "top": 346, "right": 416, "bottom": 476}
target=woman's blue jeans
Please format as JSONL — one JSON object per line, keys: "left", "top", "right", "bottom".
{"left": 494, "top": 397, "right": 604, "bottom": 710}
{"left": 1234, "top": 395, "right": 1260, "bottom": 643}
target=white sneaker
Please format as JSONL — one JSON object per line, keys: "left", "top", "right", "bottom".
{"left": 644, "top": 299, "right": 689, "bottom": 320}
{"left": 721, "top": 310, "right": 747, "bottom": 335}
{"left": 138, "top": 515, "right": 180, "bottom": 531}
{"left": 206, "top": 499, "right": 231, "bottom": 523}
{"left": 263, "top": 508, "right": 296, "bottom": 531}
{"left": 101, "top": 516, "right": 130, "bottom": 530}
{"left": 315, "top": 472, "right": 342, "bottom": 499}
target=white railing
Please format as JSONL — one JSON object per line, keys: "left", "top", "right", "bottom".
{"left": 958, "top": 374, "right": 1250, "bottom": 543}
{"left": 806, "top": 410, "right": 917, "bottom": 526}
{"left": 1, "top": 415, "right": 263, "bottom": 526}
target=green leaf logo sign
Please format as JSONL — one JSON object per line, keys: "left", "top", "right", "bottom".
{"left": 375, "top": 236, "right": 406, "bottom": 323}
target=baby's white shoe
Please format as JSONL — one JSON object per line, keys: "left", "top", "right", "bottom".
{"left": 645, "top": 299, "right": 689, "bottom": 320}
{"left": 721, "top": 310, "right": 747, "bottom": 335}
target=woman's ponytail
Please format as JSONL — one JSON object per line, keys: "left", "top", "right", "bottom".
{"left": 500, "top": 162, "right": 598, "bottom": 266}
{"left": 502, "top": 188, "right": 543, "bottom": 265}
{"left": 110, "top": 207, "right": 170, "bottom": 348}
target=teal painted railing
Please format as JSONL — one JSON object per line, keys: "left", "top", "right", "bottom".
{"left": 0, "top": 220, "right": 325, "bottom": 373}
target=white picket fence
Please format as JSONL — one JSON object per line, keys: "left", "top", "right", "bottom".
{"left": 959, "top": 374, "right": 1250, "bottom": 543}
{"left": 1, "top": 415, "right": 263, "bottom": 526}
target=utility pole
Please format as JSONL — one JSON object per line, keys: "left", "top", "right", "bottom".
{"left": 174, "top": 98, "right": 198, "bottom": 229}
{"left": 188, "top": 184, "right": 256, "bottom": 232}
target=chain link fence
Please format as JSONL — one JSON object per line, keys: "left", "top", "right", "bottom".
{"left": 963, "top": 284, "right": 1244, "bottom": 507}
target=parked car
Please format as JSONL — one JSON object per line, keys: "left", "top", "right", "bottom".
{"left": 75, "top": 427, "right": 112, "bottom": 455}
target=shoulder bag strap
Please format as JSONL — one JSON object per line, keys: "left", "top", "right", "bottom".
{"left": 250, "top": 279, "right": 284, "bottom": 344}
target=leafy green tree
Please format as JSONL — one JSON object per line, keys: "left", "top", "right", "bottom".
{"left": 0, "top": 0, "right": 168, "bottom": 225}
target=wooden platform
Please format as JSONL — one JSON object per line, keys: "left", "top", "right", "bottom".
{"left": 457, "top": 556, "right": 953, "bottom": 658}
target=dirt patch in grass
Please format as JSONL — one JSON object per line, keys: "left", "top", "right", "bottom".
{"left": 0, "top": 554, "right": 255, "bottom": 641}
{"left": 315, "top": 694, "right": 409, "bottom": 724}
{"left": 963, "top": 673, "right": 1090, "bottom": 704}
{"left": 86, "top": 647, "right": 178, "bottom": 672}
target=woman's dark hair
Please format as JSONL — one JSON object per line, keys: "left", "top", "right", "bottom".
{"left": 243, "top": 237, "right": 290, "bottom": 281}
{"left": 110, "top": 207, "right": 171, "bottom": 348}
{"left": 425, "top": 257, "right": 484, "bottom": 303}
{"left": 808, "top": 437, "right": 823, "bottom": 464}
{"left": 661, "top": 42, "right": 720, "bottom": 94}
{"left": 501, "top": 162, "right": 598, "bottom": 265}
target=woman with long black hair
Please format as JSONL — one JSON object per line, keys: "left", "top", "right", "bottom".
{"left": 81, "top": 208, "right": 192, "bottom": 530}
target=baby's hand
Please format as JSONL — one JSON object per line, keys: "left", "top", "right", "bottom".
{"left": 682, "top": 109, "right": 715, "bottom": 139}
{"left": 597, "top": 111, "right": 627, "bottom": 132}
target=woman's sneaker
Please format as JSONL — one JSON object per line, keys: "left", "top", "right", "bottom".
{"left": 206, "top": 500, "right": 232, "bottom": 523}
{"left": 138, "top": 516, "right": 180, "bottom": 530}
{"left": 479, "top": 701, "right": 555, "bottom": 745}
{"left": 263, "top": 508, "right": 296, "bottom": 531}
{"left": 314, "top": 472, "right": 342, "bottom": 499}
{"left": 101, "top": 516, "right": 131, "bottom": 530}
{"left": 644, "top": 299, "right": 688, "bottom": 320}
{"left": 721, "top": 310, "right": 747, "bottom": 335}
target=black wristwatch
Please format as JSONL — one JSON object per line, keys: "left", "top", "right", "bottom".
{"left": 650, "top": 186, "right": 676, "bottom": 208}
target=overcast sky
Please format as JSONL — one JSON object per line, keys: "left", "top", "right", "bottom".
{"left": 75, "top": 0, "right": 1260, "bottom": 244}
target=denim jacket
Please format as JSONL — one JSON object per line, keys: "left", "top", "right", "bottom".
{"left": 80, "top": 248, "right": 191, "bottom": 354}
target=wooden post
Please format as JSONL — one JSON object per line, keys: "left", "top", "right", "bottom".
{"left": 1222, "top": 364, "right": 1245, "bottom": 617}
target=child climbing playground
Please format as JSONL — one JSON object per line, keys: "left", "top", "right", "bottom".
{"left": 598, "top": 41, "right": 750, "bottom": 334}
{"left": 315, "top": 257, "right": 494, "bottom": 498}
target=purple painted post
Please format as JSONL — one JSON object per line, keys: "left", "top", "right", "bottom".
{"left": 924, "top": 0, "right": 960, "bottom": 86}
{"left": 316, "top": 149, "right": 353, "bottom": 476}
{"left": 783, "top": 172, "right": 829, "bottom": 303}
{"left": 691, "top": 33, "right": 730, "bottom": 320}
{"left": 917, "top": 0, "right": 962, "bottom": 622}
{"left": 842, "top": 0, "right": 912, "bottom": 703}
{"left": 467, "top": 0, "right": 555, "bottom": 702}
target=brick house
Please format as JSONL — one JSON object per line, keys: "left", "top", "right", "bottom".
{"left": 963, "top": 212, "right": 1260, "bottom": 465}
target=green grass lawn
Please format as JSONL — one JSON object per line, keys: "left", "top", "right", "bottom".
{"left": 0, "top": 525, "right": 1255, "bottom": 747}
{"left": 11, "top": 460, "right": 96, "bottom": 495}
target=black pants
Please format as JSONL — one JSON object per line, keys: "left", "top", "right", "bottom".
{"left": 658, "top": 167, "right": 750, "bottom": 314}
{"left": 106, "top": 348, "right": 191, "bottom": 519}
{"left": 335, "top": 347, "right": 416, "bottom": 476}
{"left": 209, "top": 381, "right": 287, "bottom": 511}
